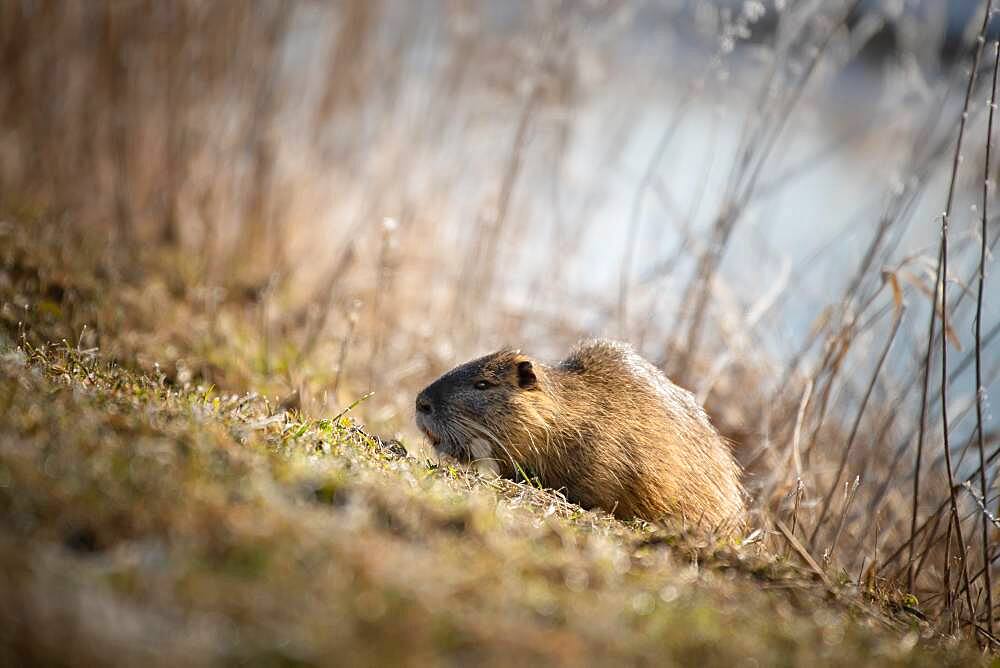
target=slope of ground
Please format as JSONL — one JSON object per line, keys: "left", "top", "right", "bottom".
{"left": 0, "top": 221, "right": 984, "bottom": 666}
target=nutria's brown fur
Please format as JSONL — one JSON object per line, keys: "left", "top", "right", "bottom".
{"left": 415, "top": 339, "right": 745, "bottom": 529}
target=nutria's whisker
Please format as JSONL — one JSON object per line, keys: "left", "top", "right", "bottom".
{"left": 455, "top": 415, "right": 524, "bottom": 472}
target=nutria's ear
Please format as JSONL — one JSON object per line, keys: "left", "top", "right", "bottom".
{"left": 516, "top": 360, "right": 537, "bottom": 389}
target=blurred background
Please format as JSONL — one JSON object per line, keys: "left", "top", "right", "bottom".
{"left": 3, "top": 0, "right": 1000, "bottom": 599}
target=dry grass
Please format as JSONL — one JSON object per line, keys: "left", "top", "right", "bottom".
{"left": 3, "top": 0, "right": 1000, "bottom": 656}
{"left": 0, "top": 221, "right": 984, "bottom": 667}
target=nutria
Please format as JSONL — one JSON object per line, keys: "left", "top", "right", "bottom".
{"left": 415, "top": 339, "right": 745, "bottom": 529}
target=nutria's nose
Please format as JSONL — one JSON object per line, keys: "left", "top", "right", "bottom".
{"left": 416, "top": 392, "right": 433, "bottom": 415}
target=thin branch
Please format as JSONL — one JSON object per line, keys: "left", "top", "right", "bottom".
{"left": 824, "top": 476, "right": 861, "bottom": 565}
{"left": 936, "top": 0, "right": 993, "bottom": 627}
{"left": 882, "top": 435, "right": 1000, "bottom": 579}
{"left": 975, "top": 35, "right": 999, "bottom": 637}
{"left": 810, "top": 307, "right": 904, "bottom": 545}
{"left": 910, "top": 241, "right": 944, "bottom": 593}
{"left": 964, "top": 482, "right": 1000, "bottom": 530}
{"left": 776, "top": 519, "right": 834, "bottom": 591}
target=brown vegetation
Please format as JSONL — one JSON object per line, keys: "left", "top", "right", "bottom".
{"left": 2, "top": 0, "right": 1000, "bottom": 657}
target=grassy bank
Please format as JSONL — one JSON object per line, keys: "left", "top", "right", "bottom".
{"left": 0, "top": 223, "right": 986, "bottom": 666}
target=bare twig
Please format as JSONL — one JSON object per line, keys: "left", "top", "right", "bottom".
{"left": 906, "top": 1, "right": 994, "bottom": 620}
{"left": 789, "top": 381, "right": 813, "bottom": 481}
{"left": 963, "top": 482, "right": 1000, "bottom": 530}
{"left": 776, "top": 519, "right": 834, "bottom": 591}
{"left": 785, "top": 479, "right": 805, "bottom": 561}
{"left": 825, "top": 476, "right": 861, "bottom": 565}
{"left": 910, "top": 248, "right": 941, "bottom": 592}
{"left": 883, "top": 438, "right": 1000, "bottom": 579}
{"left": 937, "top": 0, "right": 993, "bottom": 628}
{"left": 974, "top": 35, "right": 999, "bottom": 637}
{"left": 811, "top": 307, "right": 904, "bottom": 545}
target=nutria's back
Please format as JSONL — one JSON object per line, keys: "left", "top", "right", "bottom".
{"left": 415, "top": 339, "right": 744, "bottom": 529}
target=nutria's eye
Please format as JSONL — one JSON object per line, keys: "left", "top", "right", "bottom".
{"left": 474, "top": 380, "right": 490, "bottom": 390}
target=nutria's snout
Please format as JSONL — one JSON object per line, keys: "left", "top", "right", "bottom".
{"left": 414, "top": 387, "right": 444, "bottom": 448}
{"left": 415, "top": 391, "right": 434, "bottom": 415}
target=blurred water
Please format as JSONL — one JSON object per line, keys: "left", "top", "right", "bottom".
{"left": 281, "top": 1, "right": 1000, "bottom": 413}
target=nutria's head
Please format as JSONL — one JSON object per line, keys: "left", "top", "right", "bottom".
{"left": 415, "top": 349, "right": 547, "bottom": 465}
